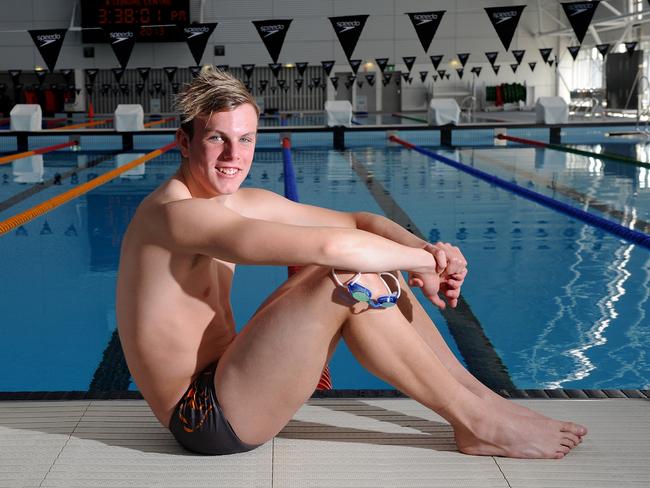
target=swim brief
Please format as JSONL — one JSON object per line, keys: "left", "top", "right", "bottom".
{"left": 168, "top": 362, "right": 261, "bottom": 455}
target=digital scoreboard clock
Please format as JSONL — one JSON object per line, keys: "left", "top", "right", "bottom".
{"left": 81, "top": 0, "right": 190, "bottom": 43}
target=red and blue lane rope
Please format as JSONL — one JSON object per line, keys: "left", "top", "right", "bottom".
{"left": 281, "top": 136, "right": 333, "bottom": 390}
{"left": 389, "top": 135, "right": 650, "bottom": 250}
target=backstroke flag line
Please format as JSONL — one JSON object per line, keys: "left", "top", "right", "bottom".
{"left": 405, "top": 11, "right": 445, "bottom": 53}
{"left": 252, "top": 19, "right": 293, "bottom": 63}
{"left": 28, "top": 29, "right": 67, "bottom": 73}
{"left": 329, "top": 15, "right": 369, "bottom": 68}
{"left": 182, "top": 23, "right": 218, "bottom": 65}
{"left": 484, "top": 5, "right": 526, "bottom": 51}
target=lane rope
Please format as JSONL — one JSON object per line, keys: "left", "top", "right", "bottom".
{"left": 0, "top": 140, "right": 79, "bottom": 166}
{"left": 390, "top": 135, "right": 650, "bottom": 249}
{"left": 51, "top": 118, "right": 113, "bottom": 131}
{"left": 144, "top": 116, "right": 177, "bottom": 128}
{"left": 0, "top": 142, "right": 177, "bottom": 236}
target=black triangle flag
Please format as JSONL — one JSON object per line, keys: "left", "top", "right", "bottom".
{"left": 456, "top": 68, "right": 464, "bottom": 79}
{"left": 512, "top": 49, "right": 525, "bottom": 64}
{"left": 430, "top": 55, "right": 444, "bottom": 70}
{"left": 445, "top": 73, "right": 450, "bottom": 80}
{"left": 625, "top": 41, "right": 637, "bottom": 56}
{"left": 9, "top": 70, "right": 21, "bottom": 86}
{"left": 277, "top": 79, "right": 286, "bottom": 89}
{"left": 419, "top": 71, "right": 428, "bottom": 82}
{"left": 153, "top": 82, "right": 162, "bottom": 94}
{"left": 269, "top": 63, "right": 282, "bottom": 79}
{"left": 457, "top": 53, "right": 470, "bottom": 67}
{"left": 401, "top": 72, "right": 410, "bottom": 82}
{"left": 561, "top": 1, "right": 599, "bottom": 44}
{"left": 190, "top": 66, "right": 202, "bottom": 78}
{"left": 111, "top": 67, "right": 125, "bottom": 83}
{"left": 485, "top": 6, "right": 526, "bottom": 51}
{"left": 596, "top": 44, "right": 610, "bottom": 57}
{"left": 260, "top": 79, "right": 268, "bottom": 90}
{"left": 568, "top": 45, "right": 581, "bottom": 60}
{"left": 432, "top": 75, "right": 438, "bottom": 82}
{"left": 182, "top": 23, "right": 218, "bottom": 65}
{"left": 403, "top": 56, "right": 416, "bottom": 72}
{"left": 135, "top": 83, "right": 145, "bottom": 95}
{"left": 242, "top": 64, "right": 255, "bottom": 79}
{"left": 321, "top": 61, "right": 334, "bottom": 77}
{"left": 539, "top": 48, "right": 553, "bottom": 63}
{"left": 84, "top": 69, "right": 98, "bottom": 84}
{"left": 485, "top": 51, "right": 499, "bottom": 66}
{"left": 29, "top": 29, "right": 67, "bottom": 73}
{"left": 85, "top": 83, "right": 94, "bottom": 96}
{"left": 528, "top": 62, "right": 536, "bottom": 71}
{"left": 492, "top": 64, "right": 501, "bottom": 75}
{"left": 137, "top": 67, "right": 150, "bottom": 82}
{"left": 471, "top": 66, "right": 482, "bottom": 77}
{"left": 252, "top": 19, "right": 293, "bottom": 63}
{"left": 510, "top": 63, "right": 518, "bottom": 73}
{"left": 349, "top": 59, "right": 362, "bottom": 74}
{"left": 329, "top": 15, "right": 369, "bottom": 61}
{"left": 375, "top": 58, "right": 389, "bottom": 73}
{"left": 61, "top": 69, "right": 74, "bottom": 85}
{"left": 437, "top": 69, "right": 447, "bottom": 79}
{"left": 330, "top": 76, "right": 339, "bottom": 90}
{"left": 382, "top": 73, "right": 392, "bottom": 86}
{"left": 119, "top": 83, "right": 129, "bottom": 95}
{"left": 347, "top": 74, "right": 356, "bottom": 82}
{"left": 164, "top": 66, "right": 177, "bottom": 83}
{"left": 405, "top": 11, "right": 445, "bottom": 53}
{"left": 35, "top": 70, "right": 47, "bottom": 85}
{"left": 104, "top": 27, "right": 137, "bottom": 69}
{"left": 312, "top": 77, "right": 321, "bottom": 88}
{"left": 365, "top": 74, "right": 375, "bottom": 86}
{"left": 295, "top": 78, "right": 304, "bottom": 91}
{"left": 271, "top": 86, "right": 277, "bottom": 94}
{"left": 549, "top": 59, "right": 555, "bottom": 67}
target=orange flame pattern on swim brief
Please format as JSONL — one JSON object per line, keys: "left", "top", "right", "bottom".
{"left": 176, "top": 380, "right": 214, "bottom": 433}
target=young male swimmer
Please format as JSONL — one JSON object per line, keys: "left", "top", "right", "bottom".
{"left": 116, "top": 66, "right": 587, "bottom": 457}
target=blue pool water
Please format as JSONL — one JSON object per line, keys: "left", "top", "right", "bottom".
{"left": 0, "top": 134, "right": 649, "bottom": 392}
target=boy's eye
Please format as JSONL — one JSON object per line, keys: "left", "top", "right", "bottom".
{"left": 209, "top": 135, "right": 224, "bottom": 142}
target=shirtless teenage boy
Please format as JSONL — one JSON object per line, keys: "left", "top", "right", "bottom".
{"left": 116, "top": 66, "right": 587, "bottom": 457}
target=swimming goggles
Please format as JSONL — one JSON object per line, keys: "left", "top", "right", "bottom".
{"left": 331, "top": 270, "right": 401, "bottom": 309}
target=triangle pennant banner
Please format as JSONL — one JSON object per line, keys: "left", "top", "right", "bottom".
{"left": 295, "top": 62, "right": 308, "bottom": 77}
{"left": 295, "top": 78, "right": 304, "bottom": 90}
{"left": 182, "top": 23, "right": 218, "bottom": 65}
{"left": 405, "top": 11, "right": 445, "bottom": 52}
{"left": 190, "top": 66, "right": 202, "bottom": 78}
{"left": 382, "top": 73, "right": 392, "bottom": 86}
{"left": 164, "top": 66, "right": 177, "bottom": 83}
{"left": 9, "top": 70, "right": 21, "bottom": 86}
{"left": 104, "top": 27, "right": 137, "bottom": 69}
{"left": 528, "top": 61, "right": 537, "bottom": 71}
{"left": 252, "top": 19, "right": 293, "bottom": 63}
{"left": 401, "top": 72, "right": 410, "bottom": 82}
{"left": 471, "top": 66, "right": 482, "bottom": 77}
{"left": 403, "top": 56, "right": 416, "bottom": 72}
{"left": 432, "top": 75, "right": 438, "bottom": 82}
{"left": 539, "top": 48, "right": 553, "bottom": 63}
{"left": 330, "top": 76, "right": 339, "bottom": 90}
{"left": 329, "top": 15, "right": 369, "bottom": 61}
{"left": 430, "top": 55, "right": 444, "bottom": 70}
{"left": 365, "top": 74, "right": 375, "bottom": 86}
{"left": 457, "top": 53, "right": 470, "bottom": 67}
{"left": 85, "top": 83, "right": 94, "bottom": 96}
{"left": 111, "top": 67, "right": 125, "bottom": 83}
{"left": 135, "top": 83, "right": 145, "bottom": 95}
{"left": 419, "top": 71, "right": 428, "bottom": 82}
{"left": 512, "top": 49, "right": 525, "bottom": 64}
{"left": 596, "top": 43, "right": 610, "bottom": 57}
{"left": 485, "top": 51, "right": 499, "bottom": 66}
{"left": 625, "top": 41, "right": 637, "bottom": 56}
{"left": 456, "top": 68, "right": 464, "bottom": 79}
{"left": 84, "top": 69, "right": 98, "bottom": 84}
{"left": 484, "top": 6, "right": 526, "bottom": 51}
{"left": 561, "top": 1, "right": 600, "bottom": 44}
{"left": 510, "top": 63, "right": 518, "bottom": 73}
{"left": 492, "top": 64, "right": 501, "bottom": 75}
{"left": 375, "top": 58, "right": 389, "bottom": 73}
{"left": 61, "top": 69, "right": 74, "bottom": 85}
{"left": 269, "top": 63, "right": 282, "bottom": 79}
{"left": 312, "top": 77, "right": 321, "bottom": 88}
{"left": 137, "top": 67, "right": 150, "bottom": 82}
{"left": 567, "top": 45, "right": 581, "bottom": 60}
{"left": 549, "top": 58, "right": 555, "bottom": 67}
{"left": 349, "top": 59, "right": 362, "bottom": 74}
{"left": 277, "top": 79, "right": 286, "bottom": 89}
{"left": 216, "top": 64, "right": 229, "bottom": 71}
{"left": 29, "top": 29, "right": 67, "bottom": 73}
{"left": 356, "top": 80, "right": 363, "bottom": 89}
{"left": 437, "top": 69, "right": 447, "bottom": 78}
{"left": 35, "top": 70, "right": 47, "bottom": 85}
{"left": 242, "top": 64, "right": 255, "bottom": 79}
{"left": 321, "top": 60, "right": 334, "bottom": 76}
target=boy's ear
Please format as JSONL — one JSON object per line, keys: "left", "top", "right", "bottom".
{"left": 175, "top": 128, "right": 190, "bottom": 159}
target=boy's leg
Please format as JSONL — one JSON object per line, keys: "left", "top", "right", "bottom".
{"left": 215, "top": 266, "right": 584, "bottom": 458}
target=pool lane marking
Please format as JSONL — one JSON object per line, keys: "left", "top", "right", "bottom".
{"left": 346, "top": 150, "right": 516, "bottom": 390}
{"left": 391, "top": 136, "right": 650, "bottom": 249}
{"left": 51, "top": 118, "right": 113, "bottom": 130}
{"left": 0, "top": 152, "right": 117, "bottom": 214}
{"left": 0, "top": 142, "right": 177, "bottom": 236}
{"left": 462, "top": 148, "right": 650, "bottom": 234}
{"left": 0, "top": 140, "right": 79, "bottom": 165}
{"left": 497, "top": 133, "right": 650, "bottom": 169}
{"left": 143, "top": 116, "right": 177, "bottom": 128}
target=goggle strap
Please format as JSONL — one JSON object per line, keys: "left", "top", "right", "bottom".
{"left": 331, "top": 269, "right": 401, "bottom": 299}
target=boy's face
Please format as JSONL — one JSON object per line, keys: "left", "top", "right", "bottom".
{"left": 177, "top": 103, "right": 258, "bottom": 197}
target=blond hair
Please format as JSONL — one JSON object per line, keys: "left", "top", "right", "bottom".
{"left": 175, "top": 65, "right": 258, "bottom": 139}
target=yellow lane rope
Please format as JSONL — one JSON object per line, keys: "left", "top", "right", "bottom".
{"left": 51, "top": 118, "right": 113, "bottom": 130}
{"left": 0, "top": 141, "right": 177, "bottom": 236}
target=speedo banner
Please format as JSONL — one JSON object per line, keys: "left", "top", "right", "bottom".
{"left": 403, "top": 56, "right": 416, "bottom": 72}
{"left": 471, "top": 66, "right": 482, "bottom": 77}
{"left": 528, "top": 62, "right": 537, "bottom": 71}
{"left": 330, "top": 77, "right": 338, "bottom": 90}
{"left": 457, "top": 53, "right": 470, "bottom": 67}
{"left": 539, "top": 48, "right": 552, "bottom": 63}
{"left": 252, "top": 19, "right": 292, "bottom": 63}
{"left": 111, "top": 68, "right": 125, "bottom": 83}
{"left": 561, "top": 1, "right": 600, "bottom": 44}
{"left": 35, "top": 70, "right": 47, "bottom": 85}
{"left": 382, "top": 73, "right": 392, "bottom": 86}
{"left": 485, "top": 51, "right": 499, "bottom": 66}
{"left": 295, "top": 78, "right": 304, "bottom": 90}
{"left": 349, "top": 59, "right": 362, "bottom": 74}
{"left": 437, "top": 69, "right": 446, "bottom": 79}
{"left": 242, "top": 64, "right": 255, "bottom": 79}
{"left": 321, "top": 61, "right": 334, "bottom": 77}
{"left": 492, "top": 64, "right": 501, "bottom": 75}
{"left": 430, "top": 55, "right": 443, "bottom": 70}
{"left": 329, "top": 15, "right": 369, "bottom": 63}
{"left": 8, "top": 70, "right": 21, "bottom": 86}
{"left": 103, "top": 27, "right": 137, "bottom": 69}
{"left": 182, "top": 23, "right": 218, "bottom": 65}
{"left": 61, "top": 69, "right": 74, "bottom": 85}
{"left": 405, "top": 11, "right": 445, "bottom": 53}
{"left": 510, "top": 64, "right": 518, "bottom": 73}
{"left": 456, "top": 68, "right": 464, "bottom": 79}
{"left": 375, "top": 58, "right": 389, "bottom": 73}
{"left": 567, "top": 45, "right": 581, "bottom": 60}
{"left": 137, "top": 67, "right": 150, "bottom": 82}
{"left": 596, "top": 44, "right": 610, "bottom": 57}
{"left": 419, "top": 71, "right": 428, "bottom": 83}
{"left": 484, "top": 5, "right": 526, "bottom": 51}
{"left": 365, "top": 74, "right": 375, "bottom": 86}
{"left": 164, "top": 67, "right": 177, "bottom": 83}
{"left": 625, "top": 41, "right": 637, "bottom": 56}
{"left": 269, "top": 63, "right": 282, "bottom": 79}
{"left": 85, "top": 69, "right": 99, "bottom": 84}
{"left": 190, "top": 66, "right": 202, "bottom": 78}
{"left": 512, "top": 50, "right": 525, "bottom": 64}
{"left": 28, "top": 29, "right": 67, "bottom": 73}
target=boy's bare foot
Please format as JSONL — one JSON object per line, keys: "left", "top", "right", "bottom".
{"left": 453, "top": 401, "right": 587, "bottom": 459}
